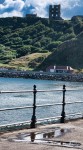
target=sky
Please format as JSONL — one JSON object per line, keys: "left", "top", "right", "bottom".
{"left": 0, "top": 0, "right": 83, "bottom": 19}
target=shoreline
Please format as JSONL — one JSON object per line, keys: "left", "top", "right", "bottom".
{"left": 0, "top": 70, "right": 83, "bottom": 82}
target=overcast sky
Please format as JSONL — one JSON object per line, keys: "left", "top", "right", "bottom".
{"left": 0, "top": 0, "right": 83, "bottom": 19}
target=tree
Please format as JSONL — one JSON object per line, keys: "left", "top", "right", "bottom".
{"left": 17, "top": 45, "right": 31, "bottom": 57}
{"left": 47, "top": 41, "right": 62, "bottom": 51}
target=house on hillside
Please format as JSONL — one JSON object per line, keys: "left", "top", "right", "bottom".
{"left": 46, "top": 65, "right": 74, "bottom": 73}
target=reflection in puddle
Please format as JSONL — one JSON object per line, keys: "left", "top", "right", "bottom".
{"left": 14, "top": 128, "right": 70, "bottom": 142}
{"left": 30, "top": 132, "right": 36, "bottom": 142}
{"left": 7, "top": 128, "right": 81, "bottom": 148}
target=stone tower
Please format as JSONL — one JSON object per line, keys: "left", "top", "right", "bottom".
{"left": 49, "top": 5, "right": 61, "bottom": 20}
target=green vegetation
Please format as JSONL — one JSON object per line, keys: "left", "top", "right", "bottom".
{"left": 9, "top": 52, "right": 51, "bottom": 70}
{"left": 0, "top": 16, "right": 83, "bottom": 70}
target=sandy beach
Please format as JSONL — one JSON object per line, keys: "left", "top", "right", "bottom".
{"left": 0, "top": 119, "right": 83, "bottom": 150}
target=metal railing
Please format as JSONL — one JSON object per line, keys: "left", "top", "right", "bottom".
{"left": 0, "top": 85, "right": 83, "bottom": 129}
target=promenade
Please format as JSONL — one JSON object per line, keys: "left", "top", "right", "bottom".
{"left": 0, "top": 119, "right": 83, "bottom": 150}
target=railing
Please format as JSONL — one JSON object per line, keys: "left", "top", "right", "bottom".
{"left": 0, "top": 85, "right": 83, "bottom": 130}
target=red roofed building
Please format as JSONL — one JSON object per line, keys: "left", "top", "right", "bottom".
{"left": 46, "top": 65, "right": 74, "bottom": 73}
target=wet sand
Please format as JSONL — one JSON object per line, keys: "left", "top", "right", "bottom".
{"left": 0, "top": 119, "right": 83, "bottom": 150}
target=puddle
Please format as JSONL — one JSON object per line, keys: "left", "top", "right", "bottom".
{"left": 11, "top": 128, "right": 70, "bottom": 142}
{"left": 49, "top": 141, "right": 81, "bottom": 148}
{"left": 5, "top": 128, "right": 81, "bottom": 148}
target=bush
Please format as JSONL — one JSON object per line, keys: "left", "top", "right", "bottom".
{"left": 17, "top": 45, "right": 31, "bottom": 57}
{"left": 46, "top": 41, "right": 62, "bottom": 51}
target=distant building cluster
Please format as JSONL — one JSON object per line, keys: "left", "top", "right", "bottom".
{"left": 26, "top": 4, "right": 62, "bottom": 21}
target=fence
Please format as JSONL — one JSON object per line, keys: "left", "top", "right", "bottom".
{"left": 0, "top": 85, "right": 83, "bottom": 130}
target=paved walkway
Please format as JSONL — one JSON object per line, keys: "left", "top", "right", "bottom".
{"left": 0, "top": 119, "right": 83, "bottom": 150}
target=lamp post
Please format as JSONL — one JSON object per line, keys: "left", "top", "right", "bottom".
{"left": 60, "top": 85, "right": 66, "bottom": 123}
{"left": 30, "top": 85, "right": 37, "bottom": 128}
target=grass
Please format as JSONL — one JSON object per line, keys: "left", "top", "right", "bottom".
{"left": 8, "top": 52, "right": 51, "bottom": 70}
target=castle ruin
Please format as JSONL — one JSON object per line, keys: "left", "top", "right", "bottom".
{"left": 49, "top": 5, "right": 62, "bottom": 20}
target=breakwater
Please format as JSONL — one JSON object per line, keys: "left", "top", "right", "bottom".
{"left": 0, "top": 70, "right": 83, "bottom": 82}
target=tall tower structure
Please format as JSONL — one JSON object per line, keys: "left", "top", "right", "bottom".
{"left": 49, "top": 5, "right": 61, "bottom": 20}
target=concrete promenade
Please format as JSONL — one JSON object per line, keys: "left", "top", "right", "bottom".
{"left": 0, "top": 119, "right": 83, "bottom": 150}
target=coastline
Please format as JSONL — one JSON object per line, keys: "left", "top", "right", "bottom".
{"left": 0, "top": 70, "right": 83, "bottom": 82}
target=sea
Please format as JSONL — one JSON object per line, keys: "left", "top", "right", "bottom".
{"left": 0, "top": 77, "right": 83, "bottom": 125}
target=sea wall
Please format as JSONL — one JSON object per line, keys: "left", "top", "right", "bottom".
{"left": 0, "top": 70, "right": 83, "bottom": 82}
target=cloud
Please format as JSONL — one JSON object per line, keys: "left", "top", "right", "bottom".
{"left": 0, "top": 0, "right": 83, "bottom": 19}
{"left": 0, "top": 10, "right": 23, "bottom": 18}
{"left": 0, "top": 0, "right": 24, "bottom": 17}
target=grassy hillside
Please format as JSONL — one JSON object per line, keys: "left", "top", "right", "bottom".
{"left": 9, "top": 52, "right": 51, "bottom": 70}
{"left": 37, "top": 32, "right": 83, "bottom": 71}
{"left": 0, "top": 16, "right": 83, "bottom": 70}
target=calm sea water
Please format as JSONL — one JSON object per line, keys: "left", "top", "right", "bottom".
{"left": 0, "top": 77, "right": 83, "bottom": 125}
